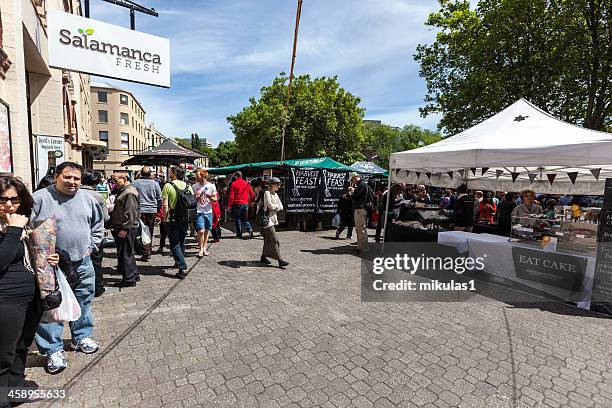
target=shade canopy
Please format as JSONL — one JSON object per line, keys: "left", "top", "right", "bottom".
{"left": 351, "top": 161, "right": 387, "bottom": 174}
{"left": 389, "top": 99, "right": 612, "bottom": 194}
{"left": 121, "top": 139, "right": 207, "bottom": 166}
{"left": 208, "top": 157, "right": 354, "bottom": 174}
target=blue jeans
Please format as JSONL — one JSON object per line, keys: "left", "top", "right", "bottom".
{"left": 166, "top": 221, "right": 187, "bottom": 270}
{"left": 195, "top": 212, "right": 213, "bottom": 231}
{"left": 35, "top": 256, "right": 95, "bottom": 356}
{"left": 232, "top": 204, "right": 252, "bottom": 237}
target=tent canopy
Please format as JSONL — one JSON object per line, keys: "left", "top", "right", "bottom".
{"left": 351, "top": 161, "right": 388, "bottom": 177}
{"left": 208, "top": 157, "right": 354, "bottom": 174}
{"left": 389, "top": 99, "right": 612, "bottom": 194}
{"left": 121, "top": 139, "right": 207, "bottom": 166}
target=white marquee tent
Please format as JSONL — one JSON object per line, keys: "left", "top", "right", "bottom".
{"left": 389, "top": 99, "right": 612, "bottom": 195}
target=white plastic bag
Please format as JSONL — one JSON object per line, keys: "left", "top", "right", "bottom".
{"left": 40, "top": 269, "right": 81, "bottom": 323}
{"left": 139, "top": 220, "right": 152, "bottom": 245}
{"left": 332, "top": 213, "right": 342, "bottom": 228}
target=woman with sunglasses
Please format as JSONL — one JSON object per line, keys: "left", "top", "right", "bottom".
{"left": 511, "top": 189, "right": 543, "bottom": 217}
{"left": 0, "top": 177, "right": 58, "bottom": 407}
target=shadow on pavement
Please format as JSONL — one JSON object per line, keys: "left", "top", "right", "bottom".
{"left": 218, "top": 260, "right": 273, "bottom": 269}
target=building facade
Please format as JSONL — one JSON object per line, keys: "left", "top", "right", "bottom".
{"left": 0, "top": 0, "right": 105, "bottom": 188}
{"left": 91, "top": 82, "right": 147, "bottom": 175}
{"left": 144, "top": 121, "right": 168, "bottom": 150}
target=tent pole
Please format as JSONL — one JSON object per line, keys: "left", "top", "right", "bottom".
{"left": 381, "top": 169, "right": 392, "bottom": 253}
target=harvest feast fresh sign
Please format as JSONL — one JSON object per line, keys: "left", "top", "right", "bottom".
{"left": 48, "top": 10, "right": 170, "bottom": 88}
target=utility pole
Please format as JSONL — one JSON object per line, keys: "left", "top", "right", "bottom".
{"left": 83, "top": 0, "right": 158, "bottom": 30}
{"left": 280, "top": 0, "right": 303, "bottom": 162}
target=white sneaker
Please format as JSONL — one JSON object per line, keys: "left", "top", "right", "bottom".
{"left": 46, "top": 350, "right": 67, "bottom": 374}
{"left": 71, "top": 338, "right": 99, "bottom": 354}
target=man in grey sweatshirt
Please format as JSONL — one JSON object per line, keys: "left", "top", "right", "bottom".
{"left": 32, "top": 162, "right": 104, "bottom": 374}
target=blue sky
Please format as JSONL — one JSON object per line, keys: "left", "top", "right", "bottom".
{"left": 90, "top": 0, "right": 441, "bottom": 146}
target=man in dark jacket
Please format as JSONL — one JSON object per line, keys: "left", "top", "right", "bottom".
{"left": 111, "top": 172, "right": 140, "bottom": 287}
{"left": 350, "top": 172, "right": 370, "bottom": 252}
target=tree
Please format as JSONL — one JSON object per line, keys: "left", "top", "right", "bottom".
{"left": 191, "top": 133, "right": 202, "bottom": 151}
{"left": 175, "top": 137, "right": 238, "bottom": 167}
{"left": 365, "top": 124, "right": 443, "bottom": 167}
{"left": 415, "top": 0, "right": 611, "bottom": 134}
{"left": 228, "top": 73, "right": 366, "bottom": 164}
{"left": 215, "top": 141, "right": 239, "bottom": 167}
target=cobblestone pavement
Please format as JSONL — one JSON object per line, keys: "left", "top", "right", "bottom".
{"left": 26, "top": 228, "right": 612, "bottom": 408}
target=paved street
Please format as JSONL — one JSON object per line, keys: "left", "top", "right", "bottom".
{"left": 27, "top": 228, "right": 612, "bottom": 408}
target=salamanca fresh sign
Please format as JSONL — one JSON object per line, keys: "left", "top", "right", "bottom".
{"left": 48, "top": 10, "right": 170, "bottom": 88}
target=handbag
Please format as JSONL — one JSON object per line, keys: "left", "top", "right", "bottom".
{"left": 256, "top": 207, "right": 270, "bottom": 228}
{"left": 40, "top": 268, "right": 81, "bottom": 323}
{"left": 56, "top": 248, "right": 81, "bottom": 289}
{"left": 139, "top": 220, "right": 152, "bottom": 245}
{"left": 332, "top": 213, "right": 341, "bottom": 228}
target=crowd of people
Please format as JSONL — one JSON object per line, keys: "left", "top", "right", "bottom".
{"left": 369, "top": 182, "right": 600, "bottom": 237}
{"left": 0, "top": 163, "right": 296, "bottom": 407}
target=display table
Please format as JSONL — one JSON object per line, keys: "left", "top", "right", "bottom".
{"left": 388, "top": 222, "right": 440, "bottom": 242}
{"left": 438, "top": 231, "right": 595, "bottom": 309}
{"left": 437, "top": 231, "right": 509, "bottom": 253}
{"left": 468, "top": 240, "right": 595, "bottom": 309}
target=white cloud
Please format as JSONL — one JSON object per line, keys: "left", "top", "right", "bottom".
{"left": 89, "top": 0, "right": 442, "bottom": 145}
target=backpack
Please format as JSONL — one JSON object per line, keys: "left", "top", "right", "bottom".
{"left": 169, "top": 182, "right": 197, "bottom": 223}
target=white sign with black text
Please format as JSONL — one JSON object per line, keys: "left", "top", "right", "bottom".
{"left": 47, "top": 10, "right": 171, "bottom": 87}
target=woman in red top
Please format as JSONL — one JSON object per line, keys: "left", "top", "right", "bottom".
{"left": 211, "top": 192, "right": 222, "bottom": 242}
{"left": 478, "top": 196, "right": 496, "bottom": 224}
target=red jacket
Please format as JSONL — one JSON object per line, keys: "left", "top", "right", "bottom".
{"left": 228, "top": 177, "right": 254, "bottom": 207}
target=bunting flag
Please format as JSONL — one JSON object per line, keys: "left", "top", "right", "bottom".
{"left": 481, "top": 167, "right": 489, "bottom": 176}
{"left": 547, "top": 174, "right": 556, "bottom": 185}
{"left": 459, "top": 169, "right": 467, "bottom": 179}
{"left": 415, "top": 171, "right": 421, "bottom": 179}
{"left": 496, "top": 169, "right": 504, "bottom": 179}
{"left": 511, "top": 172, "right": 520, "bottom": 183}
{"left": 470, "top": 168, "right": 477, "bottom": 176}
{"left": 567, "top": 172, "right": 578, "bottom": 184}
{"left": 528, "top": 173, "right": 537, "bottom": 183}
{"left": 447, "top": 171, "right": 454, "bottom": 179}
{"left": 435, "top": 172, "right": 442, "bottom": 178}
{"left": 425, "top": 172, "right": 432, "bottom": 179}
{"left": 590, "top": 168, "right": 601, "bottom": 181}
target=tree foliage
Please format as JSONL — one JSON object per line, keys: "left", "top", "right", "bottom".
{"left": 365, "top": 123, "right": 443, "bottom": 168}
{"left": 175, "top": 137, "right": 239, "bottom": 167}
{"left": 228, "top": 73, "right": 366, "bottom": 164}
{"left": 415, "top": 0, "right": 611, "bottom": 134}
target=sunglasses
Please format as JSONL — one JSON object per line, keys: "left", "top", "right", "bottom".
{"left": 0, "top": 196, "right": 21, "bottom": 204}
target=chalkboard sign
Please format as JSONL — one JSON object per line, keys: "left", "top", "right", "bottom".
{"left": 512, "top": 246, "right": 588, "bottom": 291}
{"left": 285, "top": 168, "right": 320, "bottom": 213}
{"left": 592, "top": 178, "right": 612, "bottom": 313}
{"left": 318, "top": 170, "right": 349, "bottom": 213}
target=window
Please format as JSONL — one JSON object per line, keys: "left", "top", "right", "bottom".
{"left": 98, "top": 131, "right": 108, "bottom": 143}
{"left": 97, "top": 91, "right": 107, "bottom": 103}
{"left": 120, "top": 113, "right": 129, "bottom": 125}
{"left": 98, "top": 110, "right": 108, "bottom": 123}
{"left": 120, "top": 94, "right": 128, "bottom": 105}
{"left": 121, "top": 132, "right": 129, "bottom": 155}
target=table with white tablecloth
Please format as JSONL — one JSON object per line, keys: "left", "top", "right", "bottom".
{"left": 438, "top": 231, "right": 595, "bottom": 309}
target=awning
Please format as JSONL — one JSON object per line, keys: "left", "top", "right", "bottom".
{"left": 208, "top": 157, "right": 354, "bottom": 174}
{"left": 82, "top": 140, "right": 108, "bottom": 160}
{"left": 389, "top": 99, "right": 612, "bottom": 194}
{"left": 121, "top": 138, "right": 207, "bottom": 166}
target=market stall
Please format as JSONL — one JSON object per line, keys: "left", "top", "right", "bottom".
{"left": 209, "top": 157, "right": 355, "bottom": 228}
{"left": 386, "top": 98, "right": 612, "bottom": 310}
